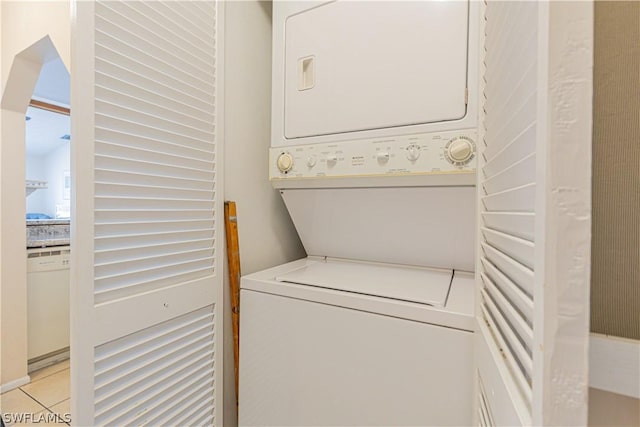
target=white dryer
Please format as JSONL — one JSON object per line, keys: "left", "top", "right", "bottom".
{"left": 240, "top": 1, "right": 480, "bottom": 425}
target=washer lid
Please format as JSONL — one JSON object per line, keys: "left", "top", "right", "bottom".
{"left": 275, "top": 260, "right": 452, "bottom": 307}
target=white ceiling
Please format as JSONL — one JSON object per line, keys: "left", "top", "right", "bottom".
{"left": 33, "top": 57, "right": 70, "bottom": 106}
{"left": 26, "top": 57, "right": 71, "bottom": 157}
{"left": 25, "top": 106, "right": 70, "bottom": 156}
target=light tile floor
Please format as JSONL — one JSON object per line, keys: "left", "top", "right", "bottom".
{"left": 0, "top": 360, "right": 70, "bottom": 426}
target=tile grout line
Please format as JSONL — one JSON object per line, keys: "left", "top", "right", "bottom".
{"left": 19, "top": 369, "right": 71, "bottom": 415}
{"left": 12, "top": 390, "right": 70, "bottom": 426}
{"left": 19, "top": 390, "right": 70, "bottom": 415}
{"left": 20, "top": 367, "right": 70, "bottom": 395}
{"left": 16, "top": 389, "right": 49, "bottom": 414}
{"left": 3, "top": 363, "right": 69, "bottom": 425}
{"left": 2, "top": 389, "right": 48, "bottom": 427}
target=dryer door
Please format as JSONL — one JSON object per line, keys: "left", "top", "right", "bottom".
{"left": 284, "top": 1, "right": 469, "bottom": 139}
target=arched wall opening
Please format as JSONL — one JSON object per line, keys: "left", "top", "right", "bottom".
{"left": 1, "top": 35, "right": 70, "bottom": 392}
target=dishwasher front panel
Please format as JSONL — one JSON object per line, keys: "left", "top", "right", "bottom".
{"left": 27, "top": 247, "right": 70, "bottom": 360}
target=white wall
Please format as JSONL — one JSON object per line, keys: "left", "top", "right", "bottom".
{"left": 222, "top": 1, "right": 306, "bottom": 425}
{"left": 44, "top": 143, "right": 71, "bottom": 217}
{"left": 0, "top": 1, "right": 70, "bottom": 91}
{"left": 0, "top": 0, "right": 70, "bottom": 389}
{"left": 25, "top": 154, "right": 48, "bottom": 215}
{"left": 25, "top": 144, "right": 70, "bottom": 217}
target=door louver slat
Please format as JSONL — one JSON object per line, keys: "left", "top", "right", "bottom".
{"left": 94, "top": 306, "right": 215, "bottom": 426}
{"left": 96, "top": 342, "right": 214, "bottom": 411}
{"left": 104, "top": 1, "right": 215, "bottom": 63}
{"left": 95, "top": 140, "right": 214, "bottom": 170}
{"left": 95, "top": 238, "right": 213, "bottom": 264}
{"left": 482, "top": 212, "right": 534, "bottom": 242}
{"left": 481, "top": 275, "right": 533, "bottom": 352}
{"left": 95, "top": 196, "right": 214, "bottom": 211}
{"left": 96, "top": 102, "right": 213, "bottom": 141}
{"left": 94, "top": 54, "right": 214, "bottom": 109}
{"left": 480, "top": 258, "right": 533, "bottom": 321}
{"left": 96, "top": 116, "right": 214, "bottom": 152}
{"left": 481, "top": 288, "right": 532, "bottom": 377}
{"left": 482, "top": 183, "right": 535, "bottom": 212}
{"left": 477, "top": 375, "right": 494, "bottom": 427}
{"left": 484, "top": 36, "right": 536, "bottom": 122}
{"left": 482, "top": 153, "right": 535, "bottom": 194}
{"left": 94, "top": 7, "right": 215, "bottom": 84}
{"left": 483, "top": 124, "right": 536, "bottom": 177}
{"left": 482, "top": 228, "right": 534, "bottom": 270}
{"left": 480, "top": 304, "right": 532, "bottom": 403}
{"left": 95, "top": 72, "right": 214, "bottom": 122}
{"left": 478, "top": 0, "right": 538, "bottom": 422}
{"left": 95, "top": 170, "right": 214, "bottom": 192}
{"left": 95, "top": 209, "right": 214, "bottom": 223}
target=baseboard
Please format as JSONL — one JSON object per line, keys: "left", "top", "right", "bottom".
{"left": 590, "top": 333, "right": 640, "bottom": 399}
{"left": 0, "top": 375, "right": 30, "bottom": 394}
{"left": 28, "top": 348, "right": 70, "bottom": 374}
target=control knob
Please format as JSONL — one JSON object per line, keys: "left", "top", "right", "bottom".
{"left": 445, "top": 138, "right": 475, "bottom": 164}
{"left": 406, "top": 145, "right": 421, "bottom": 161}
{"left": 276, "top": 152, "right": 294, "bottom": 173}
{"left": 377, "top": 152, "right": 390, "bottom": 163}
{"left": 306, "top": 155, "right": 317, "bottom": 168}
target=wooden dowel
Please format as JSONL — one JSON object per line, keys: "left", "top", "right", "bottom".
{"left": 224, "top": 201, "right": 241, "bottom": 406}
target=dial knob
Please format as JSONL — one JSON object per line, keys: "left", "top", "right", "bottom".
{"left": 326, "top": 154, "right": 337, "bottom": 166}
{"left": 306, "top": 155, "right": 317, "bottom": 168}
{"left": 447, "top": 139, "right": 474, "bottom": 163}
{"left": 377, "top": 152, "right": 390, "bottom": 163}
{"left": 406, "top": 145, "right": 421, "bottom": 161}
{"left": 276, "top": 152, "right": 294, "bottom": 173}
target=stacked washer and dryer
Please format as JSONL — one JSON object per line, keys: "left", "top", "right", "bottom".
{"left": 240, "top": 1, "right": 479, "bottom": 425}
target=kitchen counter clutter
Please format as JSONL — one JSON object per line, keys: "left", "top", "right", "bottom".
{"left": 26, "top": 219, "right": 70, "bottom": 248}
{"left": 27, "top": 219, "right": 70, "bottom": 225}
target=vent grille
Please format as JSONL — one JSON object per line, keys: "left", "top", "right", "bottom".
{"left": 479, "top": 0, "right": 538, "bottom": 410}
{"left": 93, "top": 0, "right": 217, "bottom": 305}
{"left": 94, "top": 306, "right": 216, "bottom": 426}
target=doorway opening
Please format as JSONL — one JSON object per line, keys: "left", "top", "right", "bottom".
{"left": 1, "top": 35, "right": 72, "bottom": 422}
{"left": 25, "top": 91, "right": 71, "bottom": 374}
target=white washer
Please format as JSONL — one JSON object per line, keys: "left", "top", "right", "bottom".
{"left": 239, "top": 185, "right": 477, "bottom": 426}
{"left": 239, "top": 257, "right": 474, "bottom": 426}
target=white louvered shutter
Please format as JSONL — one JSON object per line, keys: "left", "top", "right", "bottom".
{"left": 475, "top": 1, "right": 592, "bottom": 426}
{"left": 71, "top": 1, "right": 223, "bottom": 425}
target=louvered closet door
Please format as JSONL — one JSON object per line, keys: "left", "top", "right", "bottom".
{"left": 71, "top": 1, "right": 223, "bottom": 425}
{"left": 475, "top": 2, "right": 592, "bottom": 426}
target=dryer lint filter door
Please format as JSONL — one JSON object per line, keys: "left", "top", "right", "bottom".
{"left": 276, "top": 260, "right": 452, "bottom": 307}
{"left": 284, "top": 1, "right": 469, "bottom": 139}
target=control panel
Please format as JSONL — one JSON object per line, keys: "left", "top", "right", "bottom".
{"left": 270, "top": 129, "right": 477, "bottom": 182}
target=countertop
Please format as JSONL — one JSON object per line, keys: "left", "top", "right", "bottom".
{"left": 26, "top": 219, "right": 71, "bottom": 226}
